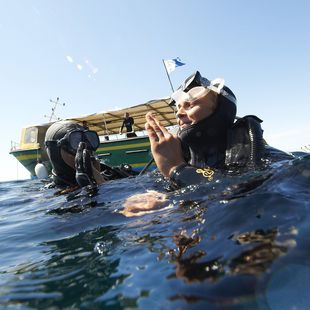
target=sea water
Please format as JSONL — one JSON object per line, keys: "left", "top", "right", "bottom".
{"left": 0, "top": 154, "right": 310, "bottom": 309}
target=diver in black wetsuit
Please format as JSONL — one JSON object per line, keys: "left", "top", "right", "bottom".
{"left": 44, "top": 120, "right": 136, "bottom": 188}
{"left": 145, "top": 71, "right": 294, "bottom": 188}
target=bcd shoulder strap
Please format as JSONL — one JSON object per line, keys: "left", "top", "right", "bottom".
{"left": 225, "top": 115, "right": 266, "bottom": 168}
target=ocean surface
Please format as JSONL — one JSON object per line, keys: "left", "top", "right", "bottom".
{"left": 1, "top": 154, "right": 310, "bottom": 309}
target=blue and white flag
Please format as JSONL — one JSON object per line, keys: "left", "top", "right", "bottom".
{"left": 163, "top": 57, "right": 185, "bottom": 74}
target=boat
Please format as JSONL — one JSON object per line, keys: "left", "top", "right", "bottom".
{"left": 10, "top": 97, "right": 177, "bottom": 178}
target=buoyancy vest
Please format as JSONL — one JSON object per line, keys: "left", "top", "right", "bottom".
{"left": 178, "top": 112, "right": 267, "bottom": 169}
{"left": 225, "top": 115, "right": 266, "bottom": 168}
{"left": 170, "top": 115, "right": 269, "bottom": 188}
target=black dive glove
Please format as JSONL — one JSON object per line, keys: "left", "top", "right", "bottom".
{"left": 75, "top": 142, "right": 97, "bottom": 187}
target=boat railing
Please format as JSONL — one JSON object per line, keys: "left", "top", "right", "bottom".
{"left": 98, "top": 126, "right": 178, "bottom": 143}
{"left": 98, "top": 130, "right": 149, "bottom": 143}
{"left": 10, "top": 141, "right": 20, "bottom": 151}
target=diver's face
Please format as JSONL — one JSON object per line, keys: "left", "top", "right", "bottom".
{"left": 175, "top": 90, "right": 218, "bottom": 129}
{"left": 60, "top": 147, "right": 100, "bottom": 171}
{"left": 60, "top": 148, "right": 76, "bottom": 168}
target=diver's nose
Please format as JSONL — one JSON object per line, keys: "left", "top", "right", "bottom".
{"left": 81, "top": 134, "right": 91, "bottom": 150}
{"left": 176, "top": 105, "right": 186, "bottom": 119}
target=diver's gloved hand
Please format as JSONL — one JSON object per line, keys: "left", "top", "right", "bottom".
{"left": 75, "top": 142, "right": 97, "bottom": 187}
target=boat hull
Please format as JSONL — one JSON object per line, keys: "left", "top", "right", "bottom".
{"left": 10, "top": 148, "right": 49, "bottom": 177}
{"left": 97, "top": 136, "right": 154, "bottom": 170}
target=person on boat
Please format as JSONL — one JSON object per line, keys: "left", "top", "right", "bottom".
{"left": 119, "top": 112, "right": 137, "bottom": 138}
{"left": 82, "top": 120, "right": 89, "bottom": 130}
{"left": 145, "top": 71, "right": 294, "bottom": 189}
{"left": 44, "top": 120, "right": 136, "bottom": 188}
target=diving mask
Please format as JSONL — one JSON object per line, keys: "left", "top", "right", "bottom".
{"left": 46, "top": 129, "right": 100, "bottom": 155}
{"left": 171, "top": 79, "right": 226, "bottom": 107}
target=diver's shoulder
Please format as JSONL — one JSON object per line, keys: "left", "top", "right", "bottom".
{"left": 264, "top": 145, "right": 295, "bottom": 161}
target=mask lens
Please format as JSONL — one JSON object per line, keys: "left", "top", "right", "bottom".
{"left": 84, "top": 131, "right": 100, "bottom": 150}
{"left": 68, "top": 131, "right": 83, "bottom": 151}
{"left": 187, "top": 86, "right": 209, "bottom": 100}
{"left": 171, "top": 86, "right": 209, "bottom": 105}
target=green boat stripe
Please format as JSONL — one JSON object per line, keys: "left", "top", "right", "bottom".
{"left": 14, "top": 142, "right": 150, "bottom": 160}
{"left": 97, "top": 142, "right": 150, "bottom": 152}
{"left": 131, "top": 162, "right": 150, "bottom": 167}
{"left": 15, "top": 155, "right": 150, "bottom": 168}
{"left": 15, "top": 154, "right": 39, "bottom": 161}
{"left": 13, "top": 141, "right": 154, "bottom": 173}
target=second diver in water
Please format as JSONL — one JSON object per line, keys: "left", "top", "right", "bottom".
{"left": 44, "top": 120, "right": 137, "bottom": 189}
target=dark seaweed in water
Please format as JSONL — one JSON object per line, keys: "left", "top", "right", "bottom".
{"left": 0, "top": 154, "right": 310, "bottom": 309}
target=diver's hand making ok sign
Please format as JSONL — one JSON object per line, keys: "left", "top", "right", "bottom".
{"left": 145, "top": 112, "right": 185, "bottom": 177}
{"left": 74, "top": 142, "right": 97, "bottom": 187}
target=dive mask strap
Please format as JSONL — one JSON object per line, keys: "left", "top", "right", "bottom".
{"left": 45, "top": 140, "right": 58, "bottom": 148}
{"left": 210, "top": 78, "right": 225, "bottom": 93}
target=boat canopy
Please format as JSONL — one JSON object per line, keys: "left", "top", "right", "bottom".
{"left": 66, "top": 97, "right": 177, "bottom": 136}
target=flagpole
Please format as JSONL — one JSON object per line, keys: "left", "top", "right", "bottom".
{"left": 162, "top": 59, "right": 175, "bottom": 92}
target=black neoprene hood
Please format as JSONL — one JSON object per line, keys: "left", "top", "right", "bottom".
{"left": 45, "top": 120, "right": 85, "bottom": 186}
{"left": 45, "top": 120, "right": 84, "bottom": 145}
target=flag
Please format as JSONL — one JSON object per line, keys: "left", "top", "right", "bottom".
{"left": 163, "top": 57, "right": 185, "bottom": 74}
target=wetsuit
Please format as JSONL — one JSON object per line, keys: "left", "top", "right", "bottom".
{"left": 170, "top": 114, "right": 294, "bottom": 189}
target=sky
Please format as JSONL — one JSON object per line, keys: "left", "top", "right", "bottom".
{"left": 0, "top": 0, "right": 309, "bottom": 182}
